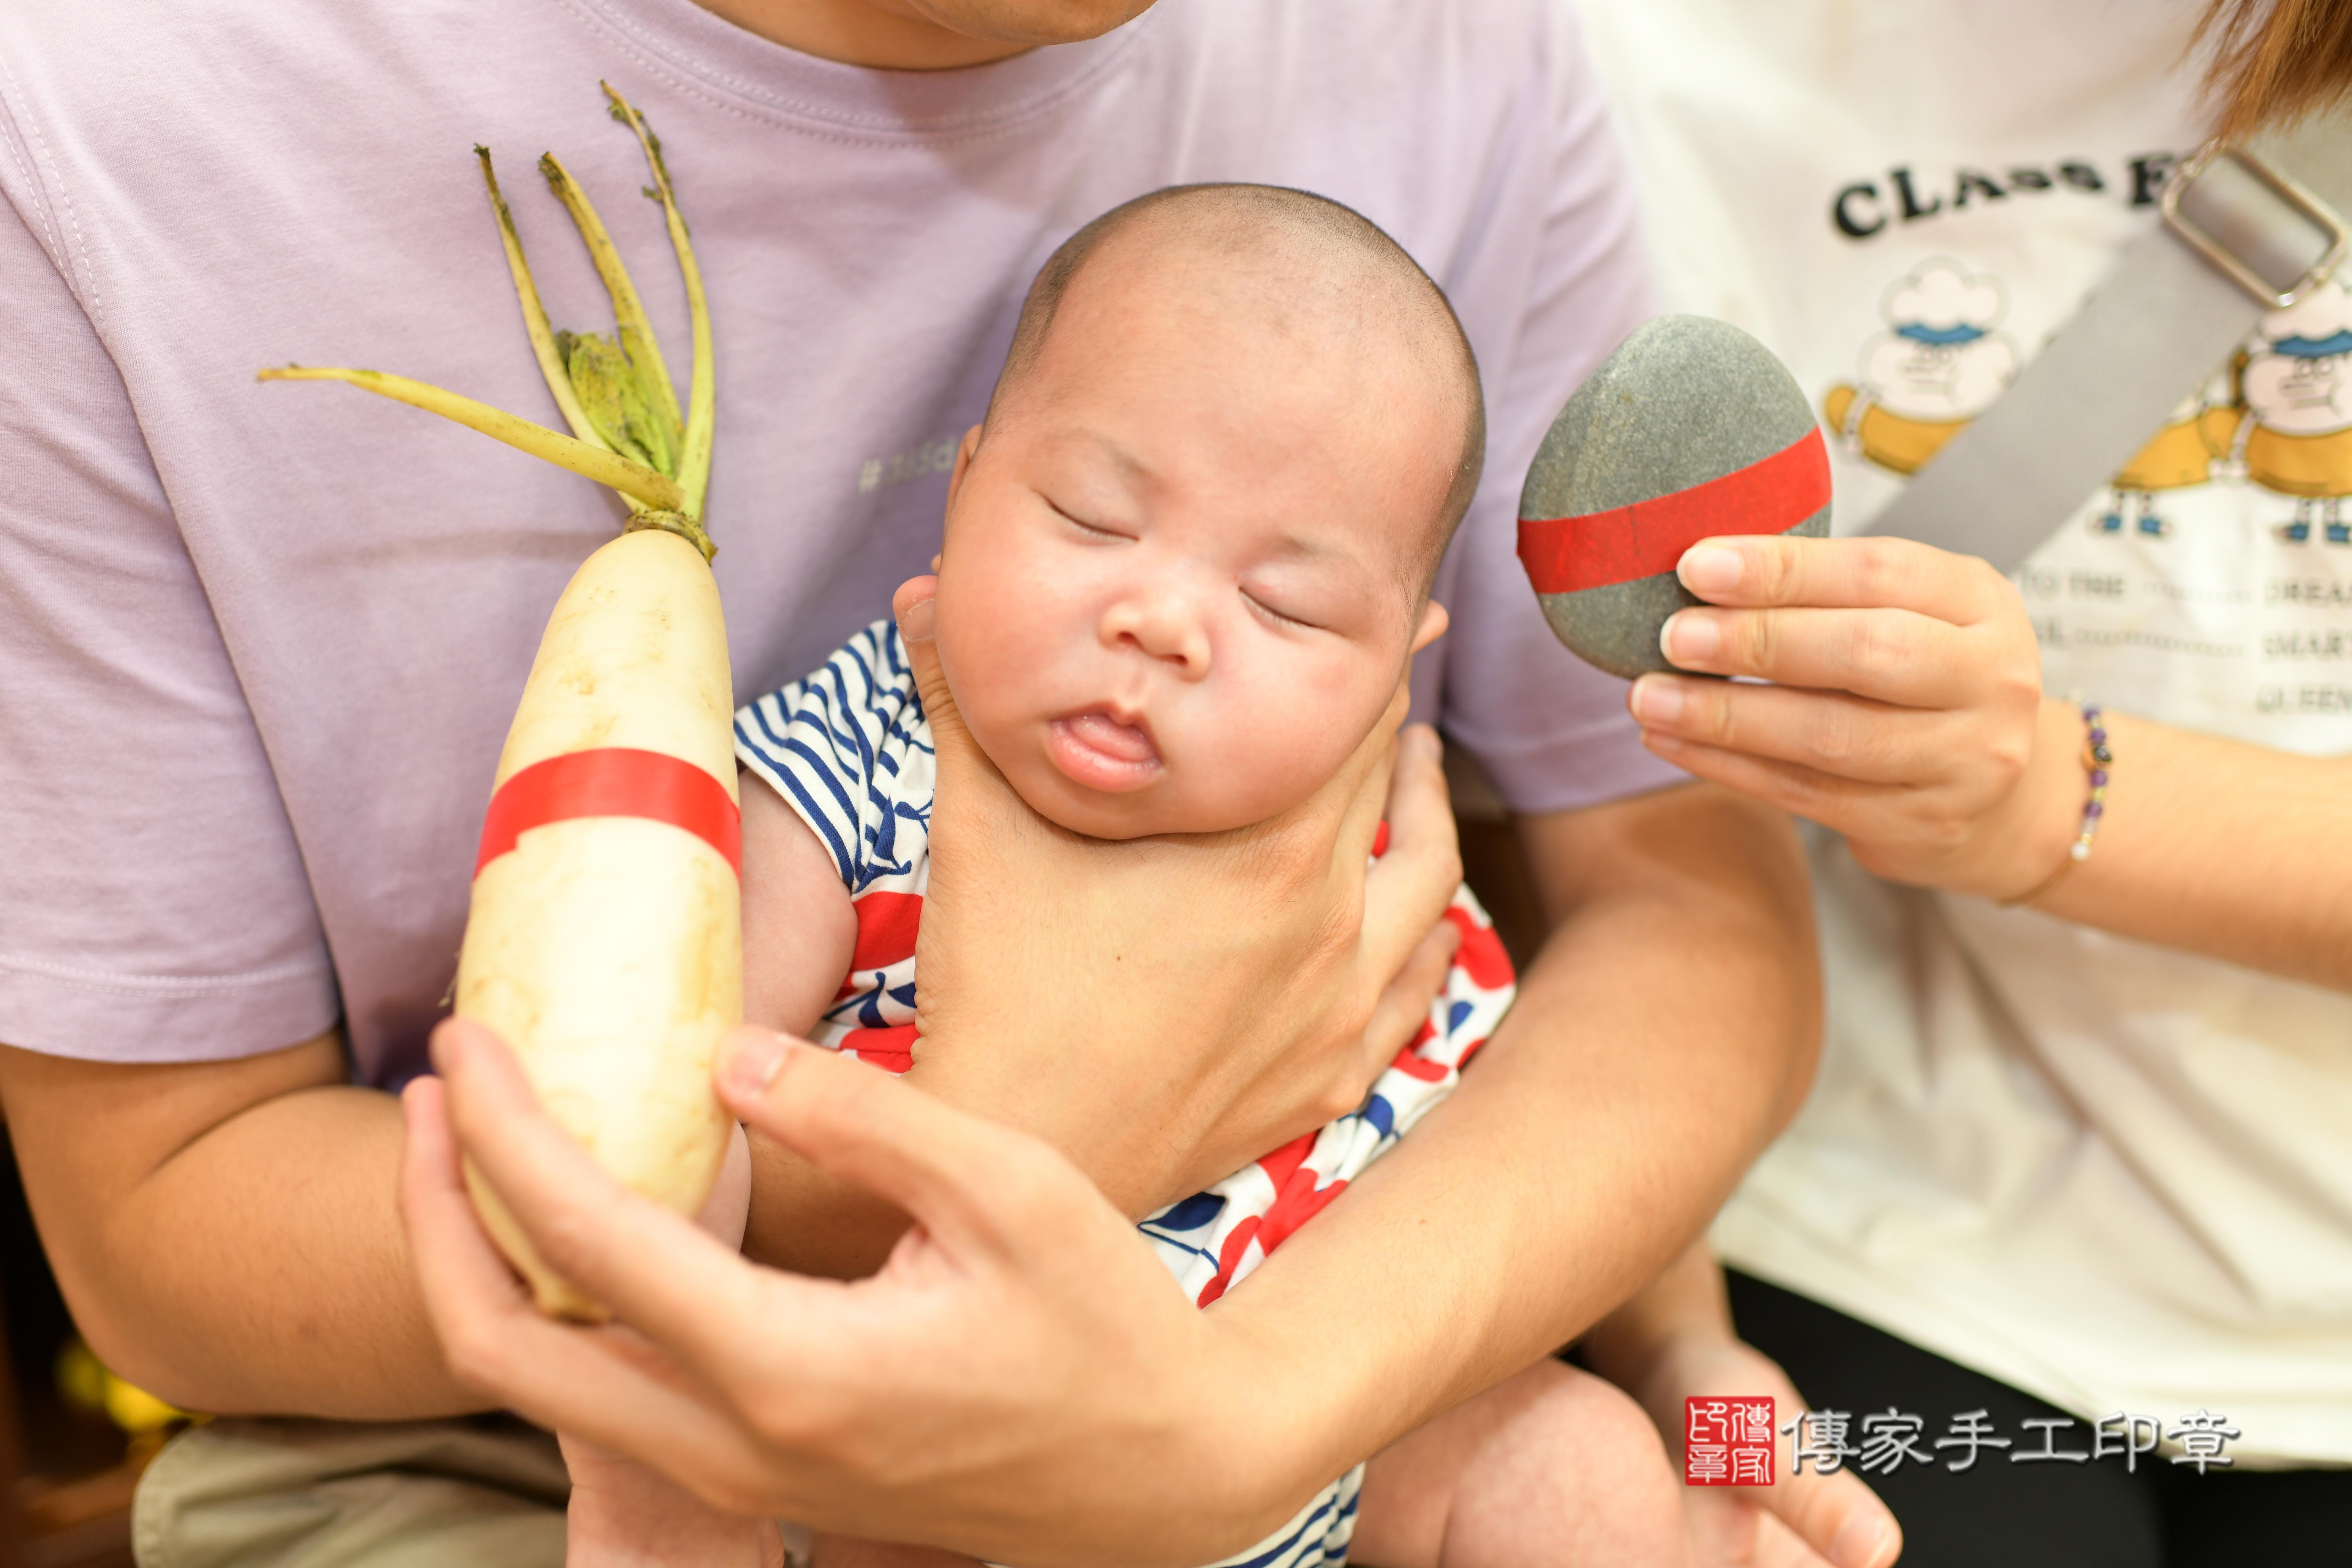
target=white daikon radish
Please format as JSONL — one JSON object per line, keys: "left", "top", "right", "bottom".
{"left": 264, "top": 87, "right": 736, "bottom": 1319}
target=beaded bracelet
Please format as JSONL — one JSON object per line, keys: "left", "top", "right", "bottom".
{"left": 1999, "top": 700, "right": 2110, "bottom": 908}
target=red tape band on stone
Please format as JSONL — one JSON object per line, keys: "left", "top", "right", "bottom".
{"left": 1517, "top": 425, "right": 1830, "bottom": 596}
{"left": 475, "top": 747, "right": 742, "bottom": 879}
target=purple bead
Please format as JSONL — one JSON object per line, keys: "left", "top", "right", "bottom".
{"left": 2090, "top": 769, "right": 2109, "bottom": 787}
{"left": 2088, "top": 727, "right": 2108, "bottom": 744}
{"left": 2085, "top": 801, "right": 2104, "bottom": 817}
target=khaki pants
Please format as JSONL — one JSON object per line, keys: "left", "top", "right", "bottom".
{"left": 131, "top": 1416, "right": 567, "bottom": 1568}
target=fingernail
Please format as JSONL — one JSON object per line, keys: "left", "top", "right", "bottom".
{"left": 1660, "top": 611, "right": 1720, "bottom": 663}
{"left": 1678, "top": 544, "right": 1743, "bottom": 596}
{"left": 718, "top": 1033, "right": 787, "bottom": 1102}
{"left": 896, "top": 595, "right": 935, "bottom": 643}
{"left": 1829, "top": 1513, "right": 1894, "bottom": 1568}
{"left": 1630, "top": 674, "right": 1686, "bottom": 726}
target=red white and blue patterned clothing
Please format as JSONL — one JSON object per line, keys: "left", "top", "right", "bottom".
{"left": 736, "top": 621, "right": 1517, "bottom": 1567}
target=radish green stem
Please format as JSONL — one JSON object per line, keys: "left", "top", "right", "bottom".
{"left": 475, "top": 146, "right": 632, "bottom": 504}
{"left": 539, "top": 151, "right": 684, "bottom": 438}
{"left": 259, "top": 86, "right": 717, "bottom": 563}
{"left": 257, "top": 365, "right": 687, "bottom": 512}
{"left": 604, "top": 83, "right": 714, "bottom": 522}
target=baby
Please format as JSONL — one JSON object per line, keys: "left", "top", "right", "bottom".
{"left": 577, "top": 185, "right": 1691, "bottom": 1566}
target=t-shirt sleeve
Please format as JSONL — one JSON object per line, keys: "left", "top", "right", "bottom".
{"left": 0, "top": 197, "right": 339, "bottom": 1061}
{"left": 1424, "top": 0, "right": 1689, "bottom": 815}
{"left": 733, "top": 620, "right": 931, "bottom": 894}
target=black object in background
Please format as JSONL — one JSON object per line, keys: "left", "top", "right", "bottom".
{"left": 1728, "top": 1270, "right": 2352, "bottom": 1568}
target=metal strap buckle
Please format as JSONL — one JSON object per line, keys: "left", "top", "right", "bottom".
{"left": 2160, "top": 139, "right": 2349, "bottom": 310}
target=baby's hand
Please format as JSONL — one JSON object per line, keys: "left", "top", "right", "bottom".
{"left": 1583, "top": 1246, "right": 1901, "bottom": 1568}
{"left": 563, "top": 1432, "right": 786, "bottom": 1568}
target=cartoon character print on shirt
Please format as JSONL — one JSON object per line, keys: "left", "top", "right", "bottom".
{"left": 2222, "top": 274, "right": 2352, "bottom": 545}
{"left": 1824, "top": 261, "right": 2352, "bottom": 550}
{"left": 1990, "top": 274, "right": 2352, "bottom": 743}
{"left": 1823, "top": 259, "right": 2019, "bottom": 474}
{"left": 2091, "top": 377, "right": 2243, "bottom": 540}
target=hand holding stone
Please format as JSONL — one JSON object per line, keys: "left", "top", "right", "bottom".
{"left": 1516, "top": 315, "right": 1830, "bottom": 680}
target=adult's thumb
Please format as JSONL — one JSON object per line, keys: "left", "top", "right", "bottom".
{"left": 891, "top": 575, "right": 974, "bottom": 752}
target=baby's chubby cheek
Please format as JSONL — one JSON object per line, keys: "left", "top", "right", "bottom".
{"left": 929, "top": 555, "right": 1100, "bottom": 771}
{"left": 1188, "top": 665, "right": 1374, "bottom": 824}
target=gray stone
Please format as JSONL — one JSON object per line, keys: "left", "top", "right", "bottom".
{"left": 1518, "top": 316, "right": 1829, "bottom": 680}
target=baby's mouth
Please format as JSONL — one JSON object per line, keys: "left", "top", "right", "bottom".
{"left": 1046, "top": 711, "right": 1162, "bottom": 792}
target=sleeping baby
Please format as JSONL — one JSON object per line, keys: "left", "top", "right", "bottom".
{"left": 575, "top": 183, "right": 1692, "bottom": 1568}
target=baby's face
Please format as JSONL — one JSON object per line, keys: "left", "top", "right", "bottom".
{"left": 931, "top": 245, "right": 1457, "bottom": 839}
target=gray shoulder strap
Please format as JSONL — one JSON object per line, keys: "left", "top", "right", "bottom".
{"left": 1865, "top": 115, "right": 2352, "bottom": 574}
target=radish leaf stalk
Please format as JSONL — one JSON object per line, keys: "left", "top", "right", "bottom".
{"left": 538, "top": 149, "right": 684, "bottom": 439}
{"left": 604, "top": 84, "right": 715, "bottom": 523}
{"left": 257, "top": 365, "right": 688, "bottom": 513}
{"left": 473, "top": 145, "right": 612, "bottom": 472}
{"left": 258, "top": 85, "right": 715, "bottom": 561}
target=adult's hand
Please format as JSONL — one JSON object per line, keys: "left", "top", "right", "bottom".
{"left": 894, "top": 576, "right": 1464, "bottom": 1214}
{"left": 401, "top": 1019, "right": 1315, "bottom": 1566}
{"left": 1625, "top": 535, "right": 2083, "bottom": 901}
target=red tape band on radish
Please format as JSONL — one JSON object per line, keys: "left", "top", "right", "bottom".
{"left": 475, "top": 747, "right": 742, "bottom": 879}
{"left": 1516, "top": 426, "right": 1829, "bottom": 596}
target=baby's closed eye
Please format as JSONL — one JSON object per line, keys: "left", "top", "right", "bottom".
{"left": 1042, "top": 491, "right": 1137, "bottom": 542}
{"left": 1239, "top": 586, "right": 1323, "bottom": 632}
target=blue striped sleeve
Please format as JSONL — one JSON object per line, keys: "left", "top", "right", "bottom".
{"left": 734, "top": 619, "right": 921, "bottom": 892}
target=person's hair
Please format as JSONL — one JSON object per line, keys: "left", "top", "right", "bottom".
{"left": 988, "top": 183, "right": 1486, "bottom": 591}
{"left": 2196, "top": 0, "right": 2352, "bottom": 140}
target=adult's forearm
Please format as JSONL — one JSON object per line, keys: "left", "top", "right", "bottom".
{"left": 1206, "top": 785, "right": 1818, "bottom": 1491}
{"left": 104, "top": 1088, "right": 478, "bottom": 1417}
{"left": 2036, "top": 706, "right": 2352, "bottom": 991}
{"left": 3, "top": 1038, "right": 480, "bottom": 1419}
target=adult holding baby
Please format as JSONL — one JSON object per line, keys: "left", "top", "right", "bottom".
{"left": 1579, "top": 0, "right": 2352, "bottom": 1559}
{"left": 0, "top": 3, "right": 1866, "bottom": 1568}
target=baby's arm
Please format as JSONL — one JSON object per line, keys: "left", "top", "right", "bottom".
{"left": 566, "top": 773, "right": 855, "bottom": 1568}
{"left": 737, "top": 773, "right": 929, "bottom": 1281}
{"left": 740, "top": 769, "right": 861, "bottom": 1038}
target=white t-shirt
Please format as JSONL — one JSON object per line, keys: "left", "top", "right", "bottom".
{"left": 0, "top": 0, "right": 1679, "bottom": 1086}
{"left": 1585, "top": 0, "right": 2352, "bottom": 1462}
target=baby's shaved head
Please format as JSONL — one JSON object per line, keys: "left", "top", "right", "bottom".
{"left": 988, "top": 184, "right": 1486, "bottom": 593}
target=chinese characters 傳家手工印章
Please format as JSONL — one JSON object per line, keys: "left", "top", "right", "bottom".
{"left": 1773, "top": 1407, "right": 2240, "bottom": 1476}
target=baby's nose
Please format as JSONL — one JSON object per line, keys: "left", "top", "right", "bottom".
{"left": 1102, "top": 591, "right": 1211, "bottom": 677}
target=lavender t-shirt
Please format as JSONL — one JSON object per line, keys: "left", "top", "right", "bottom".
{"left": 0, "top": 0, "right": 1677, "bottom": 1085}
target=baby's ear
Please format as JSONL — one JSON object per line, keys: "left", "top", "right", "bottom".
{"left": 1409, "top": 597, "right": 1449, "bottom": 655}
{"left": 943, "top": 423, "right": 985, "bottom": 513}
